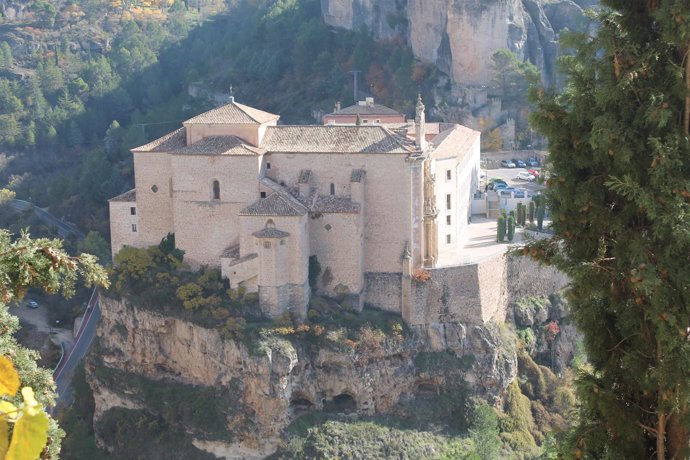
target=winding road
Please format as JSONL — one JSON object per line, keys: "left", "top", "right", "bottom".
{"left": 10, "top": 198, "right": 98, "bottom": 414}
{"left": 9, "top": 199, "right": 84, "bottom": 239}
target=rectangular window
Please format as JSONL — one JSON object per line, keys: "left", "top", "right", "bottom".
{"left": 446, "top": 215, "right": 451, "bottom": 225}
{"left": 446, "top": 234, "right": 451, "bottom": 244}
{"left": 130, "top": 207, "right": 136, "bottom": 215}
{"left": 266, "top": 162, "right": 271, "bottom": 170}
{"left": 363, "top": 119, "right": 368, "bottom": 124}
{"left": 131, "top": 224, "right": 137, "bottom": 232}
{"left": 260, "top": 191, "right": 267, "bottom": 198}
{"left": 263, "top": 241, "right": 271, "bottom": 249}
{"left": 446, "top": 194, "right": 451, "bottom": 210}
{"left": 446, "top": 170, "right": 451, "bottom": 181}
{"left": 330, "top": 183, "right": 335, "bottom": 195}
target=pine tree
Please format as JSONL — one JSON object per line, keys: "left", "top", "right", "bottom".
{"left": 528, "top": 2, "right": 690, "bottom": 458}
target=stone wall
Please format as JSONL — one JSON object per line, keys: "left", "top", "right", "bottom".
{"left": 363, "top": 272, "right": 402, "bottom": 313}
{"left": 405, "top": 253, "right": 568, "bottom": 327}
{"left": 109, "top": 200, "right": 140, "bottom": 257}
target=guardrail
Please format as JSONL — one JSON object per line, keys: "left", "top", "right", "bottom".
{"left": 52, "top": 288, "right": 99, "bottom": 382}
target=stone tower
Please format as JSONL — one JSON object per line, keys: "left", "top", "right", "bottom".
{"left": 254, "top": 221, "right": 290, "bottom": 317}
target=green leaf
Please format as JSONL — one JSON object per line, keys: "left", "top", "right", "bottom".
{"left": 6, "top": 409, "right": 49, "bottom": 460}
{"left": 0, "top": 356, "right": 19, "bottom": 397}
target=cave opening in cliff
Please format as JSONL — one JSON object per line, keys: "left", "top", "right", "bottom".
{"left": 323, "top": 393, "right": 356, "bottom": 414}
{"left": 289, "top": 397, "right": 315, "bottom": 416}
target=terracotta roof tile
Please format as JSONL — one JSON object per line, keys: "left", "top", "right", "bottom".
{"left": 132, "top": 128, "right": 186, "bottom": 153}
{"left": 261, "top": 126, "right": 413, "bottom": 153}
{"left": 330, "top": 102, "right": 403, "bottom": 117}
{"left": 184, "top": 102, "right": 279, "bottom": 125}
{"left": 311, "top": 195, "right": 360, "bottom": 213}
{"left": 109, "top": 189, "right": 136, "bottom": 202}
{"left": 176, "top": 136, "right": 263, "bottom": 156}
{"left": 430, "top": 124, "right": 481, "bottom": 160}
{"left": 253, "top": 227, "right": 290, "bottom": 238}
{"left": 240, "top": 191, "right": 307, "bottom": 216}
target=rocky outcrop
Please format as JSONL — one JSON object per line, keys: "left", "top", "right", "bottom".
{"left": 321, "top": 0, "right": 595, "bottom": 87}
{"left": 88, "top": 296, "right": 518, "bottom": 458}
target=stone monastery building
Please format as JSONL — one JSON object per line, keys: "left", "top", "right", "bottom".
{"left": 109, "top": 96, "right": 481, "bottom": 320}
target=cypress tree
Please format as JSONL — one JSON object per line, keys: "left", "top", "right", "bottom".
{"left": 529, "top": 1, "right": 690, "bottom": 457}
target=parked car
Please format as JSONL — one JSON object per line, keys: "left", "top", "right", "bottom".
{"left": 493, "top": 183, "right": 509, "bottom": 191}
{"left": 527, "top": 169, "right": 540, "bottom": 178}
{"left": 527, "top": 157, "right": 540, "bottom": 167}
{"left": 500, "top": 159, "right": 516, "bottom": 168}
{"left": 26, "top": 300, "right": 38, "bottom": 309}
{"left": 513, "top": 189, "right": 527, "bottom": 198}
{"left": 515, "top": 171, "right": 536, "bottom": 181}
{"left": 499, "top": 187, "right": 518, "bottom": 196}
{"left": 488, "top": 178, "right": 507, "bottom": 190}
{"left": 513, "top": 159, "right": 527, "bottom": 168}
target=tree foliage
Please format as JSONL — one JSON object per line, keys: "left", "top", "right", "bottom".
{"left": 0, "top": 227, "right": 108, "bottom": 458}
{"left": 528, "top": 1, "right": 690, "bottom": 458}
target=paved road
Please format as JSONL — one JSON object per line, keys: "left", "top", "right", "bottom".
{"left": 9, "top": 199, "right": 84, "bottom": 239}
{"left": 51, "top": 290, "right": 100, "bottom": 414}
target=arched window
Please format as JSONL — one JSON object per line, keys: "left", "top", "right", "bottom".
{"left": 212, "top": 180, "right": 220, "bottom": 200}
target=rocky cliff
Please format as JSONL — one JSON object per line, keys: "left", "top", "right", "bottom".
{"left": 88, "top": 296, "right": 519, "bottom": 458}
{"left": 320, "top": 0, "right": 596, "bottom": 87}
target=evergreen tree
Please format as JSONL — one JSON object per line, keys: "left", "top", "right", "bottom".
{"left": 529, "top": 1, "right": 690, "bottom": 458}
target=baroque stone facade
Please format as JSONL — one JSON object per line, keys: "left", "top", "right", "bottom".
{"left": 109, "top": 97, "right": 481, "bottom": 320}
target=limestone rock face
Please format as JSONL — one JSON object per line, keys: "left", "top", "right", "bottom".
{"left": 89, "top": 296, "right": 519, "bottom": 457}
{"left": 321, "top": 0, "right": 594, "bottom": 86}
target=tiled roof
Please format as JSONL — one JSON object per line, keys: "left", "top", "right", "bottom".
{"left": 311, "top": 195, "right": 360, "bottom": 213}
{"left": 298, "top": 169, "right": 311, "bottom": 184}
{"left": 132, "top": 128, "right": 186, "bottom": 153}
{"left": 240, "top": 191, "right": 308, "bottom": 216}
{"left": 330, "top": 102, "right": 403, "bottom": 117}
{"left": 184, "top": 102, "right": 279, "bottom": 125}
{"left": 253, "top": 227, "right": 290, "bottom": 238}
{"left": 430, "top": 124, "right": 481, "bottom": 160}
{"left": 261, "top": 126, "right": 414, "bottom": 153}
{"left": 109, "top": 189, "right": 136, "bottom": 202}
{"left": 350, "top": 169, "right": 365, "bottom": 183}
{"left": 227, "top": 253, "right": 258, "bottom": 266}
{"left": 221, "top": 244, "right": 240, "bottom": 259}
{"left": 176, "top": 136, "right": 263, "bottom": 156}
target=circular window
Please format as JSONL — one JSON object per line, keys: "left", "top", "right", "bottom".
{"left": 151, "top": 185, "right": 159, "bottom": 193}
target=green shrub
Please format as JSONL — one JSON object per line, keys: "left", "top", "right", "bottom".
{"left": 507, "top": 216, "right": 515, "bottom": 241}
{"left": 497, "top": 216, "right": 506, "bottom": 242}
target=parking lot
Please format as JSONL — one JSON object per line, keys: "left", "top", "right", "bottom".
{"left": 483, "top": 167, "right": 546, "bottom": 195}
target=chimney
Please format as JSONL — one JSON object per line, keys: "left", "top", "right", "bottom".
{"left": 415, "top": 93, "right": 427, "bottom": 151}
{"left": 335, "top": 101, "right": 341, "bottom": 112}
{"left": 228, "top": 84, "right": 235, "bottom": 103}
{"left": 366, "top": 97, "right": 374, "bottom": 106}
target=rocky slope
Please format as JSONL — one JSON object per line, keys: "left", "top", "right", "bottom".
{"left": 321, "top": 0, "right": 596, "bottom": 87}
{"left": 88, "top": 296, "right": 519, "bottom": 458}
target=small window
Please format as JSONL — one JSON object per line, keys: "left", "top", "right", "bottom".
{"left": 212, "top": 180, "right": 220, "bottom": 200}
{"left": 446, "top": 170, "right": 451, "bottom": 181}
{"left": 130, "top": 207, "right": 136, "bottom": 215}
{"left": 132, "top": 223, "right": 137, "bottom": 232}
{"left": 263, "top": 241, "right": 272, "bottom": 249}
{"left": 260, "top": 191, "right": 267, "bottom": 198}
{"left": 362, "top": 119, "right": 368, "bottom": 124}
{"left": 376, "top": 119, "right": 381, "bottom": 123}
{"left": 266, "top": 162, "right": 271, "bottom": 170}
{"left": 446, "top": 194, "right": 451, "bottom": 210}
{"left": 446, "top": 234, "right": 451, "bottom": 244}
{"left": 446, "top": 215, "right": 451, "bottom": 225}
{"left": 330, "top": 183, "right": 335, "bottom": 195}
